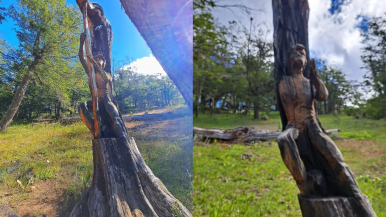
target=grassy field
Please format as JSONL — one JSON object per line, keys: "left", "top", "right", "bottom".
{"left": 0, "top": 109, "right": 192, "bottom": 216}
{"left": 193, "top": 112, "right": 386, "bottom": 217}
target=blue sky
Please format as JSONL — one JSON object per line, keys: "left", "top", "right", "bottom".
{"left": 0, "top": 0, "right": 166, "bottom": 75}
{"left": 212, "top": 0, "right": 384, "bottom": 84}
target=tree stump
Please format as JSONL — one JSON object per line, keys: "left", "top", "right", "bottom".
{"left": 72, "top": 1, "right": 192, "bottom": 216}
{"left": 298, "top": 195, "right": 376, "bottom": 217}
{"left": 70, "top": 137, "right": 191, "bottom": 217}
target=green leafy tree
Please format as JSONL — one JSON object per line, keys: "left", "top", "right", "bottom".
{"left": 361, "top": 15, "right": 386, "bottom": 118}
{"left": 314, "top": 59, "right": 353, "bottom": 114}
{"left": 0, "top": 0, "right": 82, "bottom": 132}
{"left": 238, "top": 18, "right": 274, "bottom": 119}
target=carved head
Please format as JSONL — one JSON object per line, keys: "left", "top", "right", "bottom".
{"left": 286, "top": 44, "right": 307, "bottom": 74}
{"left": 95, "top": 54, "right": 106, "bottom": 69}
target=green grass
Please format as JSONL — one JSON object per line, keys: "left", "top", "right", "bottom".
{"left": 137, "top": 138, "right": 192, "bottom": 210}
{"left": 194, "top": 143, "right": 300, "bottom": 217}
{"left": 0, "top": 120, "right": 192, "bottom": 215}
{"left": 193, "top": 113, "right": 386, "bottom": 216}
{"left": 193, "top": 112, "right": 281, "bottom": 129}
{"left": 194, "top": 112, "right": 386, "bottom": 141}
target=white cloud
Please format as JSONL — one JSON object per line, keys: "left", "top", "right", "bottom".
{"left": 212, "top": 0, "right": 386, "bottom": 82}
{"left": 123, "top": 54, "right": 167, "bottom": 76}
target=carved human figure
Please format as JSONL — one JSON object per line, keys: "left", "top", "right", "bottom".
{"left": 78, "top": 33, "right": 126, "bottom": 138}
{"left": 277, "top": 44, "right": 363, "bottom": 199}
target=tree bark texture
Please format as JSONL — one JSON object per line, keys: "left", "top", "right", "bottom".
{"left": 0, "top": 30, "right": 42, "bottom": 133}
{"left": 298, "top": 195, "right": 376, "bottom": 217}
{"left": 73, "top": 1, "right": 191, "bottom": 216}
{"left": 254, "top": 98, "right": 260, "bottom": 120}
{"left": 70, "top": 137, "right": 191, "bottom": 217}
{"left": 0, "top": 72, "right": 32, "bottom": 133}
{"left": 272, "top": 0, "right": 310, "bottom": 130}
{"left": 118, "top": 0, "right": 193, "bottom": 109}
{"left": 272, "top": 1, "right": 376, "bottom": 216}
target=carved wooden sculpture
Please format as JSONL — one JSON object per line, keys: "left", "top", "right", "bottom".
{"left": 71, "top": 1, "right": 192, "bottom": 216}
{"left": 272, "top": 1, "right": 376, "bottom": 216}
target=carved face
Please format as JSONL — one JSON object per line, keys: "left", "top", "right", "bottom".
{"left": 288, "top": 44, "right": 307, "bottom": 73}
{"left": 95, "top": 54, "right": 106, "bottom": 69}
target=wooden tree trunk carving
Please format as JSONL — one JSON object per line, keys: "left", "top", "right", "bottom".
{"left": 272, "top": 0, "right": 376, "bottom": 216}
{"left": 71, "top": 1, "right": 192, "bottom": 216}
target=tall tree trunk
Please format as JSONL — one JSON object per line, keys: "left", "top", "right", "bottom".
{"left": 72, "top": 2, "right": 192, "bottom": 216}
{"left": 273, "top": 0, "right": 311, "bottom": 130}
{"left": 220, "top": 94, "right": 227, "bottom": 109}
{"left": 0, "top": 72, "right": 32, "bottom": 133}
{"left": 195, "top": 78, "right": 203, "bottom": 117}
{"left": 200, "top": 94, "right": 205, "bottom": 114}
{"left": 28, "top": 107, "right": 32, "bottom": 121}
{"left": 55, "top": 101, "right": 61, "bottom": 119}
{"left": 210, "top": 89, "right": 217, "bottom": 117}
{"left": 119, "top": 0, "right": 192, "bottom": 109}
{"left": 233, "top": 95, "right": 237, "bottom": 114}
{"left": 254, "top": 98, "right": 260, "bottom": 119}
{"left": 273, "top": 1, "right": 376, "bottom": 216}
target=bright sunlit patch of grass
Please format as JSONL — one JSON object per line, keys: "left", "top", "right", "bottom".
{"left": 193, "top": 113, "right": 386, "bottom": 216}
{"left": 0, "top": 116, "right": 192, "bottom": 215}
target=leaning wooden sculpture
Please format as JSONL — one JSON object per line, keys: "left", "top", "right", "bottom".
{"left": 71, "top": 1, "right": 192, "bottom": 216}
{"left": 276, "top": 44, "right": 376, "bottom": 217}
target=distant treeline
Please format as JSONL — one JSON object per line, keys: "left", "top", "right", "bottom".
{"left": 0, "top": 67, "right": 183, "bottom": 121}
{"left": 193, "top": 1, "right": 386, "bottom": 120}
{"left": 114, "top": 68, "right": 184, "bottom": 114}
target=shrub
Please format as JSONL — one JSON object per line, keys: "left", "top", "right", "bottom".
{"left": 260, "top": 113, "right": 269, "bottom": 121}
{"left": 365, "top": 97, "right": 384, "bottom": 120}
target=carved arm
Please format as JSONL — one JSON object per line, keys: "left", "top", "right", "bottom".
{"left": 78, "top": 33, "right": 89, "bottom": 76}
{"left": 310, "top": 59, "right": 328, "bottom": 102}
{"left": 87, "top": 55, "right": 113, "bottom": 82}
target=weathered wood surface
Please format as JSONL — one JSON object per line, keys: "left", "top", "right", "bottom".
{"left": 272, "top": 0, "right": 376, "bottom": 215}
{"left": 272, "top": 0, "right": 311, "bottom": 131}
{"left": 72, "top": 1, "right": 192, "bottom": 216}
{"left": 0, "top": 203, "right": 19, "bottom": 217}
{"left": 118, "top": 0, "right": 193, "bottom": 109}
{"left": 298, "top": 195, "right": 376, "bottom": 217}
{"left": 70, "top": 137, "right": 191, "bottom": 217}
{"left": 193, "top": 127, "right": 339, "bottom": 143}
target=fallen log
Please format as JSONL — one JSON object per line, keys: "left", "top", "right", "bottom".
{"left": 126, "top": 110, "right": 190, "bottom": 122}
{"left": 193, "top": 127, "right": 340, "bottom": 144}
{"left": 59, "top": 116, "right": 81, "bottom": 125}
